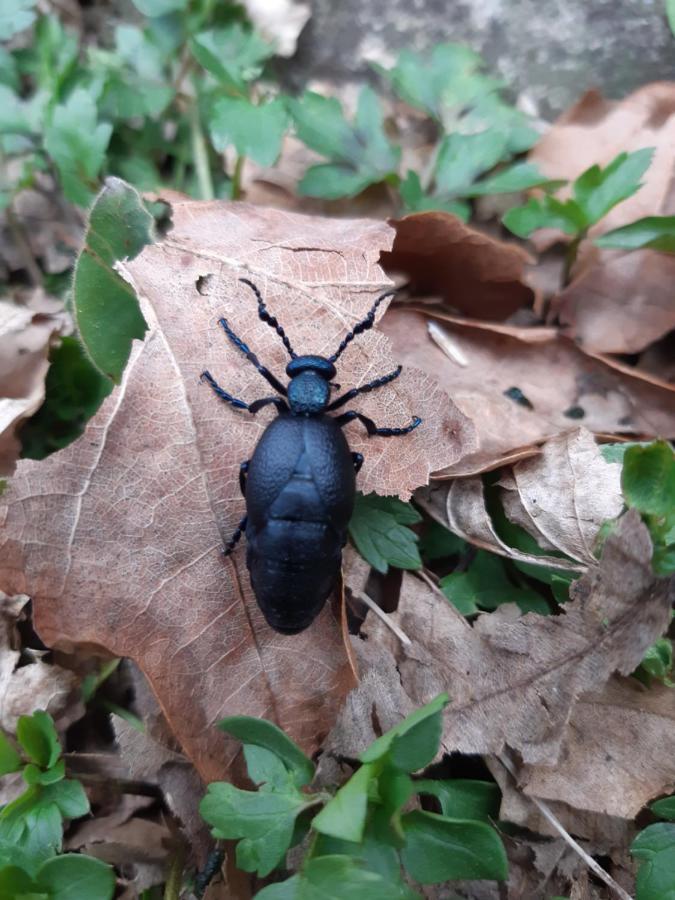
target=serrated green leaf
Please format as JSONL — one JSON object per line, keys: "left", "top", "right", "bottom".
{"left": 467, "top": 162, "right": 565, "bottom": 197}
{"left": 502, "top": 194, "right": 586, "bottom": 238}
{"left": 400, "top": 810, "right": 508, "bottom": 883}
{"left": 361, "top": 693, "right": 449, "bottom": 772}
{"left": 37, "top": 853, "right": 116, "bottom": 900}
{"left": 256, "top": 855, "right": 418, "bottom": 900}
{"left": 312, "top": 763, "right": 374, "bottom": 842}
{"left": 399, "top": 170, "right": 470, "bottom": 219}
{"left": 200, "top": 781, "right": 312, "bottom": 877}
{"left": 622, "top": 441, "right": 675, "bottom": 520}
{"left": 440, "top": 550, "right": 547, "bottom": 616}
{"left": 190, "top": 25, "right": 273, "bottom": 95}
{"left": 209, "top": 96, "right": 287, "bottom": 165}
{"left": 0, "top": 0, "right": 37, "bottom": 41}
{"left": 631, "top": 822, "right": 675, "bottom": 900}
{"left": 298, "top": 164, "right": 377, "bottom": 201}
{"left": 217, "top": 716, "right": 314, "bottom": 788}
{"left": 434, "top": 130, "right": 508, "bottom": 197}
{"left": 348, "top": 492, "right": 422, "bottom": 574}
{"left": 652, "top": 796, "right": 675, "bottom": 821}
{"left": 414, "top": 779, "right": 501, "bottom": 821}
{"left": 595, "top": 215, "right": 675, "bottom": 252}
{"left": 0, "top": 801, "right": 63, "bottom": 869}
{"left": 573, "top": 148, "right": 653, "bottom": 226}
{"left": 16, "top": 712, "right": 60, "bottom": 769}
{"left": 44, "top": 89, "right": 112, "bottom": 207}
{"left": 73, "top": 177, "right": 153, "bottom": 383}
{"left": 0, "top": 733, "right": 21, "bottom": 776}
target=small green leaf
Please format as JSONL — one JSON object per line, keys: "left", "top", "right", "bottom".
{"left": 0, "top": 865, "right": 35, "bottom": 895}
{"left": 414, "top": 779, "right": 501, "bottom": 821}
{"left": 635, "top": 637, "right": 674, "bottom": 686}
{"left": 652, "top": 796, "right": 675, "bottom": 821}
{"left": 37, "top": 853, "right": 116, "bottom": 900}
{"left": 38, "top": 779, "right": 90, "bottom": 819}
{"left": 631, "top": 822, "right": 675, "bottom": 900}
{"left": 440, "top": 550, "right": 546, "bottom": 616}
{"left": 595, "top": 215, "right": 675, "bottom": 252}
{"left": 190, "top": 25, "right": 273, "bottom": 95}
{"left": 217, "top": 716, "right": 314, "bottom": 788}
{"left": 467, "top": 162, "right": 565, "bottom": 196}
{"left": 312, "top": 763, "right": 374, "bottom": 842}
{"left": 573, "top": 148, "right": 654, "bottom": 226}
{"left": 600, "top": 441, "right": 652, "bottom": 464}
{"left": 16, "top": 712, "right": 60, "bottom": 769}
{"left": 0, "top": 733, "right": 21, "bottom": 776}
{"left": 131, "top": 0, "right": 187, "bottom": 15}
{"left": 502, "top": 194, "right": 586, "bottom": 238}
{"left": 400, "top": 810, "right": 508, "bottom": 883}
{"left": 434, "top": 130, "right": 508, "bottom": 197}
{"left": 361, "top": 693, "right": 449, "bottom": 773}
{"left": 622, "top": 441, "right": 675, "bottom": 520}
{"left": 256, "top": 855, "right": 418, "bottom": 900}
{"left": 200, "top": 781, "right": 312, "bottom": 877}
{"left": 23, "top": 758, "right": 65, "bottom": 786}
{"left": 243, "top": 745, "right": 293, "bottom": 789}
{"left": 348, "top": 492, "right": 422, "bottom": 574}
{"left": 298, "top": 164, "right": 377, "bottom": 201}
{"left": 399, "top": 170, "right": 470, "bottom": 219}
{"left": 44, "top": 89, "right": 112, "bottom": 207}
{"left": 73, "top": 177, "right": 154, "bottom": 383}
{"left": 668, "top": 0, "right": 675, "bottom": 36}
{"left": 0, "top": 0, "right": 37, "bottom": 40}
{"left": 419, "top": 521, "right": 466, "bottom": 562}
{"left": 209, "top": 96, "right": 287, "bottom": 166}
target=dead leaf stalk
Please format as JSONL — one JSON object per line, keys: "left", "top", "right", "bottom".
{"left": 354, "top": 590, "right": 412, "bottom": 646}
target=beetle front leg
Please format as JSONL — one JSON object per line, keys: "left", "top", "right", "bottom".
{"left": 336, "top": 410, "right": 422, "bottom": 437}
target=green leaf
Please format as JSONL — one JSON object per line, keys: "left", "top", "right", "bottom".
{"left": 631, "top": 822, "right": 675, "bottom": 900}
{"left": 400, "top": 810, "right": 508, "bottom": 883}
{"left": 243, "top": 745, "right": 294, "bottom": 790}
{"left": 0, "top": 733, "right": 21, "bottom": 776}
{"left": 72, "top": 177, "right": 153, "bottom": 383}
{"left": 467, "top": 162, "right": 565, "bottom": 197}
{"left": 434, "top": 130, "right": 508, "bottom": 197}
{"left": 502, "top": 194, "right": 586, "bottom": 238}
{"left": 361, "top": 693, "right": 449, "bottom": 773}
{"left": 200, "top": 782, "right": 313, "bottom": 877}
{"left": 20, "top": 336, "right": 113, "bottom": 461}
{"left": 38, "top": 779, "right": 90, "bottom": 820}
{"left": 0, "top": 865, "right": 35, "bottom": 895}
{"left": 440, "top": 550, "right": 546, "bottom": 616}
{"left": 312, "top": 763, "right": 374, "bottom": 842}
{"left": 16, "top": 712, "right": 60, "bottom": 770}
{"left": 668, "top": 0, "right": 675, "bottom": 36}
{"left": 290, "top": 88, "right": 400, "bottom": 199}
{"left": 209, "top": 97, "right": 287, "bottom": 166}
{"left": 217, "top": 716, "right": 314, "bottom": 788}
{"left": 622, "top": 441, "right": 675, "bottom": 520}
{"left": 600, "top": 441, "right": 652, "bottom": 464}
{"left": 636, "top": 637, "right": 674, "bottom": 686}
{"left": 399, "top": 171, "right": 470, "bottom": 219}
{"left": 23, "top": 759, "right": 65, "bottom": 787}
{"left": 44, "top": 89, "right": 112, "bottom": 207}
{"left": 131, "top": 0, "right": 187, "bottom": 15}
{"left": 573, "top": 148, "right": 654, "bottom": 226}
{"left": 652, "top": 796, "right": 675, "bottom": 821}
{"left": 0, "top": 0, "right": 37, "bottom": 41}
{"left": 414, "top": 779, "right": 501, "bottom": 821}
{"left": 595, "top": 215, "right": 675, "bottom": 252}
{"left": 256, "top": 855, "right": 418, "bottom": 900}
{"left": 348, "top": 492, "right": 422, "bottom": 574}
{"left": 419, "top": 521, "right": 466, "bottom": 562}
{"left": 37, "top": 854, "right": 116, "bottom": 900}
{"left": 190, "top": 25, "right": 273, "bottom": 95}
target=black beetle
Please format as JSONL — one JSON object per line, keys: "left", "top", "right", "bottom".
{"left": 201, "top": 278, "right": 421, "bottom": 634}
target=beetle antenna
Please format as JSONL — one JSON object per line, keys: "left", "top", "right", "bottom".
{"left": 329, "top": 290, "right": 397, "bottom": 363}
{"left": 239, "top": 278, "right": 297, "bottom": 359}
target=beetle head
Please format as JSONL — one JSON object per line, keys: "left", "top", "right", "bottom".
{"left": 286, "top": 355, "right": 336, "bottom": 415}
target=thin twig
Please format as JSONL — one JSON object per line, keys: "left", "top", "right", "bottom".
{"left": 497, "top": 753, "right": 634, "bottom": 900}
{"left": 354, "top": 590, "right": 411, "bottom": 646}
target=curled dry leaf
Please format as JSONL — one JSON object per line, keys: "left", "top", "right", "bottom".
{"left": 0, "top": 297, "right": 61, "bottom": 476}
{"left": 531, "top": 85, "right": 675, "bottom": 354}
{"left": 381, "top": 210, "right": 535, "bottom": 321}
{"left": 359, "top": 511, "right": 671, "bottom": 767}
{"left": 243, "top": 0, "right": 311, "bottom": 57}
{"left": 0, "top": 201, "right": 464, "bottom": 782}
{"left": 497, "top": 428, "right": 624, "bottom": 565}
{"left": 380, "top": 308, "right": 675, "bottom": 477}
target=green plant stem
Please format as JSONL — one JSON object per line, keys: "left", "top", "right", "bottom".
{"left": 562, "top": 231, "right": 585, "bottom": 286}
{"left": 231, "top": 154, "right": 245, "bottom": 200}
{"left": 163, "top": 843, "right": 186, "bottom": 900}
{"left": 189, "top": 98, "right": 215, "bottom": 201}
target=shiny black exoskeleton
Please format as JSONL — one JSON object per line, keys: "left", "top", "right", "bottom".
{"left": 201, "top": 278, "right": 421, "bottom": 634}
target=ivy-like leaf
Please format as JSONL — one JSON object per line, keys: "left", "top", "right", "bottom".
{"left": 631, "top": 822, "right": 675, "bottom": 900}
{"left": 348, "top": 492, "right": 422, "bottom": 574}
{"left": 218, "top": 716, "right": 314, "bottom": 788}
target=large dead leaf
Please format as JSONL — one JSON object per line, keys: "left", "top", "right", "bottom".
{"left": 360, "top": 511, "right": 671, "bottom": 766}
{"left": 531, "top": 85, "right": 675, "bottom": 354}
{"left": 381, "top": 211, "right": 535, "bottom": 321}
{"left": 0, "top": 201, "right": 465, "bottom": 782}
{"left": 380, "top": 307, "right": 675, "bottom": 476}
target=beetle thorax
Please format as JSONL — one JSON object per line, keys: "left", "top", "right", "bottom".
{"left": 288, "top": 370, "right": 330, "bottom": 415}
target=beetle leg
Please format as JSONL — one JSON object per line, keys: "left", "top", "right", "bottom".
{"left": 239, "top": 278, "right": 297, "bottom": 360}
{"left": 200, "top": 370, "right": 249, "bottom": 410}
{"left": 248, "top": 396, "right": 289, "bottom": 415}
{"left": 329, "top": 289, "right": 397, "bottom": 363}
{"left": 223, "top": 515, "right": 247, "bottom": 556}
{"left": 327, "top": 365, "right": 402, "bottom": 411}
{"left": 352, "top": 452, "right": 364, "bottom": 474}
{"left": 217, "top": 317, "right": 288, "bottom": 396}
{"left": 335, "top": 409, "right": 422, "bottom": 437}
{"left": 239, "top": 460, "right": 249, "bottom": 496}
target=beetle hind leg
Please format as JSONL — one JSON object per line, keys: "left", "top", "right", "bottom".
{"left": 336, "top": 409, "right": 422, "bottom": 437}
{"left": 201, "top": 370, "right": 249, "bottom": 410}
{"left": 223, "top": 514, "right": 247, "bottom": 556}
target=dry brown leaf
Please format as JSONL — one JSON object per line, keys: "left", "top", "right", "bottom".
{"left": 497, "top": 429, "right": 624, "bottom": 565}
{"left": 380, "top": 308, "right": 675, "bottom": 476}
{"left": 517, "top": 676, "right": 675, "bottom": 820}
{"left": 530, "top": 85, "right": 675, "bottom": 354}
{"left": 0, "top": 201, "right": 468, "bottom": 782}
{"left": 381, "top": 211, "right": 535, "bottom": 321}
{"left": 0, "top": 298, "right": 60, "bottom": 476}
{"left": 360, "top": 511, "right": 671, "bottom": 767}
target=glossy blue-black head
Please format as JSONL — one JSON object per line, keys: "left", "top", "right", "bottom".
{"left": 286, "top": 355, "right": 336, "bottom": 415}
